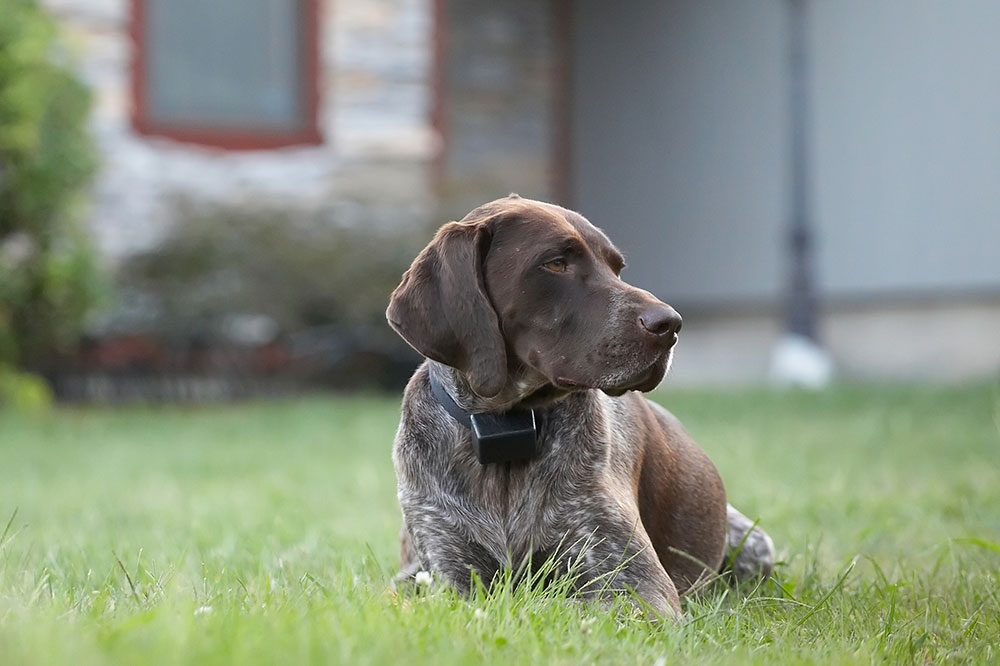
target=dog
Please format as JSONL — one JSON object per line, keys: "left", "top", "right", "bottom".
{"left": 387, "top": 194, "right": 774, "bottom": 619}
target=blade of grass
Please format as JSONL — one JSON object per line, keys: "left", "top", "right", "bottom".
{"left": 0, "top": 507, "right": 18, "bottom": 551}
{"left": 793, "top": 555, "right": 858, "bottom": 627}
{"left": 114, "top": 552, "right": 141, "bottom": 605}
{"left": 951, "top": 537, "right": 1000, "bottom": 554}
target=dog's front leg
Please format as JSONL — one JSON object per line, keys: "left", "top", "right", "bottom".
{"left": 564, "top": 519, "right": 682, "bottom": 621}
{"left": 397, "top": 497, "right": 502, "bottom": 593}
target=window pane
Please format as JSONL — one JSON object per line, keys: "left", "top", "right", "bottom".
{"left": 145, "top": 0, "right": 304, "bottom": 131}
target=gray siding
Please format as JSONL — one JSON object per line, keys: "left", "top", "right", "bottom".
{"left": 572, "top": 0, "right": 1000, "bottom": 306}
{"left": 812, "top": 0, "right": 1000, "bottom": 294}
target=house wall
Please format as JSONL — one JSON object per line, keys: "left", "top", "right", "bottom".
{"left": 664, "top": 298, "right": 1000, "bottom": 386}
{"left": 572, "top": 0, "right": 787, "bottom": 305}
{"left": 571, "top": 0, "right": 1000, "bottom": 382}
{"left": 572, "top": 0, "right": 1000, "bottom": 305}
{"left": 811, "top": 0, "right": 1000, "bottom": 296}
{"left": 438, "top": 0, "right": 560, "bottom": 221}
{"left": 43, "top": 0, "right": 437, "bottom": 261}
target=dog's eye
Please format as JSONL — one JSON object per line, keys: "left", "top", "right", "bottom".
{"left": 543, "top": 259, "right": 568, "bottom": 273}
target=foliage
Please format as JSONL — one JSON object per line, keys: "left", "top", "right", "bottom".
{"left": 0, "top": 0, "right": 101, "bottom": 378}
{"left": 119, "top": 199, "right": 426, "bottom": 339}
{"left": 0, "top": 383, "right": 998, "bottom": 664}
{"left": 0, "top": 364, "right": 52, "bottom": 411}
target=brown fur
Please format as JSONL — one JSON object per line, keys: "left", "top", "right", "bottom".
{"left": 387, "top": 195, "right": 773, "bottom": 618}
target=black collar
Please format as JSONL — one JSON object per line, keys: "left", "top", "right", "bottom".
{"left": 428, "top": 372, "right": 540, "bottom": 465}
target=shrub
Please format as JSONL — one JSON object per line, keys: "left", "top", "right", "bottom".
{"left": 117, "top": 200, "right": 426, "bottom": 388}
{"left": 0, "top": 364, "right": 53, "bottom": 412}
{"left": 0, "top": 0, "right": 102, "bottom": 390}
{"left": 121, "top": 200, "right": 426, "bottom": 336}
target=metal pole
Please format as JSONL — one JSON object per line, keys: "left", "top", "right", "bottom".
{"left": 786, "top": 0, "right": 818, "bottom": 341}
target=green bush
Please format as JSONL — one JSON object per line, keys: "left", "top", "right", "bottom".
{"left": 0, "top": 364, "right": 53, "bottom": 412}
{"left": 120, "top": 199, "right": 426, "bottom": 340}
{"left": 0, "top": 0, "right": 102, "bottom": 383}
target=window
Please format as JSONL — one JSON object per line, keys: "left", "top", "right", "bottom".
{"left": 130, "top": 0, "right": 321, "bottom": 149}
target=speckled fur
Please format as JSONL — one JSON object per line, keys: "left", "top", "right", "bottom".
{"left": 388, "top": 195, "right": 775, "bottom": 620}
{"left": 394, "top": 363, "right": 682, "bottom": 617}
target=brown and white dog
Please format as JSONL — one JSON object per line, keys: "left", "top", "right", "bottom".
{"left": 387, "top": 195, "right": 773, "bottom": 618}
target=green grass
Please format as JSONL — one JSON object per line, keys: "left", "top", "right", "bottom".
{"left": 1, "top": 383, "right": 999, "bottom": 664}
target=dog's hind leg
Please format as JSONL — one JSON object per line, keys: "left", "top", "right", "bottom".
{"left": 722, "top": 504, "right": 775, "bottom": 582}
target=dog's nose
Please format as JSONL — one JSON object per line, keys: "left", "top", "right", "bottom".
{"left": 639, "top": 305, "right": 682, "bottom": 338}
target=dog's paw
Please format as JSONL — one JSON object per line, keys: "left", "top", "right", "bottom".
{"left": 390, "top": 562, "right": 430, "bottom": 593}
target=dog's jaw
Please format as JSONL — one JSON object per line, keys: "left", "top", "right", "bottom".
{"left": 432, "top": 343, "right": 675, "bottom": 416}
{"left": 428, "top": 361, "right": 563, "bottom": 414}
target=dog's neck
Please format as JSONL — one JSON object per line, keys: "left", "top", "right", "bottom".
{"left": 428, "top": 361, "right": 572, "bottom": 414}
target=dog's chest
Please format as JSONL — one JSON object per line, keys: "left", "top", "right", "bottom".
{"left": 451, "top": 422, "right": 610, "bottom": 560}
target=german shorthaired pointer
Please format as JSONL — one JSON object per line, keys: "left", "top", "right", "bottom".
{"left": 387, "top": 195, "right": 774, "bottom": 619}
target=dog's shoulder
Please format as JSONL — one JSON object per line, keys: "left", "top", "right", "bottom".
{"left": 636, "top": 394, "right": 684, "bottom": 434}
{"left": 394, "top": 362, "right": 458, "bottom": 461}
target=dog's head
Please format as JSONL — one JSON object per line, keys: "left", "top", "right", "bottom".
{"left": 387, "top": 195, "right": 681, "bottom": 401}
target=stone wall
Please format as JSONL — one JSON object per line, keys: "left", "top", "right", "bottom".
{"left": 440, "top": 0, "right": 560, "bottom": 220}
{"left": 42, "top": 0, "right": 437, "bottom": 261}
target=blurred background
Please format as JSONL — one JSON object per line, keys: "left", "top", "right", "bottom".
{"left": 2, "top": 0, "right": 999, "bottom": 406}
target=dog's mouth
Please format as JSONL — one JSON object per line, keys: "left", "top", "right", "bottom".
{"left": 600, "top": 360, "right": 668, "bottom": 396}
{"left": 553, "top": 376, "right": 588, "bottom": 390}
{"left": 553, "top": 349, "right": 672, "bottom": 396}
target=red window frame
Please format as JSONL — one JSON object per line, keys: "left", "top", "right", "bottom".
{"left": 129, "top": 0, "right": 322, "bottom": 150}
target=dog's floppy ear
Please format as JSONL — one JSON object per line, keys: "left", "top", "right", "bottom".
{"left": 387, "top": 220, "right": 507, "bottom": 398}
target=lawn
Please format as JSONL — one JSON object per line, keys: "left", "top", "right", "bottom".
{"left": 1, "top": 383, "right": 998, "bottom": 664}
